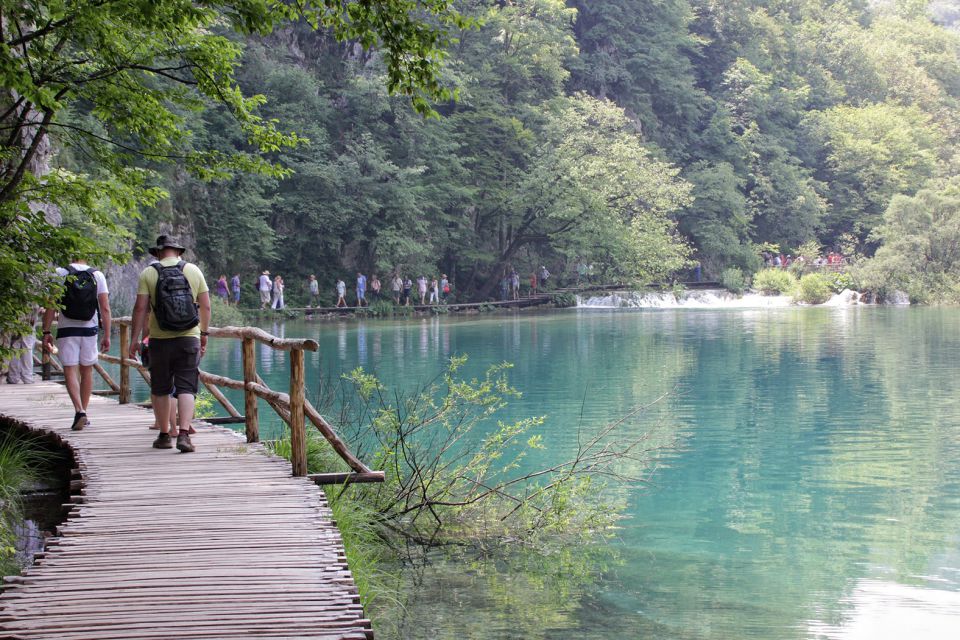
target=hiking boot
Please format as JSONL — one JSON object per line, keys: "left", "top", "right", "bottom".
{"left": 176, "top": 433, "right": 195, "bottom": 453}
{"left": 71, "top": 413, "right": 88, "bottom": 431}
{"left": 152, "top": 433, "right": 173, "bottom": 449}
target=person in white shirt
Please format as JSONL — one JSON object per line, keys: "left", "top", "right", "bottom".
{"left": 258, "top": 271, "right": 272, "bottom": 308}
{"left": 41, "top": 259, "right": 112, "bottom": 431}
{"left": 417, "top": 276, "right": 428, "bottom": 304}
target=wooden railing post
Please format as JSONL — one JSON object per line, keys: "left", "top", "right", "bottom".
{"left": 242, "top": 336, "right": 259, "bottom": 443}
{"left": 289, "top": 348, "right": 307, "bottom": 477}
{"left": 118, "top": 324, "right": 131, "bottom": 404}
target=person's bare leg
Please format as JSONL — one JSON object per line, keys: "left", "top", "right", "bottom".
{"left": 63, "top": 365, "right": 83, "bottom": 412}
{"left": 79, "top": 364, "right": 93, "bottom": 411}
{"left": 167, "top": 395, "right": 178, "bottom": 434}
{"left": 151, "top": 392, "right": 177, "bottom": 448}
{"left": 64, "top": 365, "right": 90, "bottom": 430}
{"left": 177, "top": 393, "right": 195, "bottom": 430}
{"left": 153, "top": 393, "right": 172, "bottom": 434}
{"left": 175, "top": 393, "right": 196, "bottom": 452}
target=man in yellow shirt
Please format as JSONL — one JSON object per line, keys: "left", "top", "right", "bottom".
{"left": 128, "top": 235, "right": 211, "bottom": 453}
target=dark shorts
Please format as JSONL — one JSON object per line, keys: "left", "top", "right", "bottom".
{"left": 148, "top": 336, "right": 200, "bottom": 396}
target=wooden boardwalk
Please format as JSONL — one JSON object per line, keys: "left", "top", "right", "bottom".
{"left": 0, "top": 382, "right": 372, "bottom": 640}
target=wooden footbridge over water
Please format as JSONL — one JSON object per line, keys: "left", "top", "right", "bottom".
{"left": 0, "top": 323, "right": 383, "bottom": 639}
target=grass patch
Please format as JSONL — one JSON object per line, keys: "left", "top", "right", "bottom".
{"left": 268, "top": 431, "right": 396, "bottom": 610}
{"left": 0, "top": 425, "right": 56, "bottom": 575}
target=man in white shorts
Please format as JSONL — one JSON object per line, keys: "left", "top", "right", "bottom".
{"left": 41, "top": 259, "right": 112, "bottom": 431}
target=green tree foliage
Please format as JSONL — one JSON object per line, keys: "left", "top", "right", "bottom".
{"left": 8, "top": 0, "right": 960, "bottom": 315}
{"left": 0, "top": 0, "right": 464, "bottom": 355}
{"left": 167, "top": 0, "right": 692, "bottom": 298}
{"left": 804, "top": 103, "right": 940, "bottom": 242}
{"left": 861, "top": 178, "right": 960, "bottom": 302}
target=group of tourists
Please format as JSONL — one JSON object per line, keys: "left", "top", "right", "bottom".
{"left": 257, "top": 271, "right": 286, "bottom": 310}
{"left": 499, "top": 266, "right": 550, "bottom": 301}
{"left": 331, "top": 273, "right": 453, "bottom": 307}
{"left": 215, "top": 274, "right": 242, "bottom": 306}
{"left": 2, "top": 235, "right": 210, "bottom": 456}
{"left": 388, "top": 274, "right": 452, "bottom": 306}
{"left": 763, "top": 251, "right": 847, "bottom": 269}
{"left": 246, "top": 271, "right": 457, "bottom": 309}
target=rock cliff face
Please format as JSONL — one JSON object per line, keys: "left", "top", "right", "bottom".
{"left": 103, "top": 258, "right": 151, "bottom": 317}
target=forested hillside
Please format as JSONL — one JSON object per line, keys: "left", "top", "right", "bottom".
{"left": 66, "top": 0, "right": 960, "bottom": 300}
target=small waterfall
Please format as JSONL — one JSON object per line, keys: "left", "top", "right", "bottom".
{"left": 576, "top": 289, "right": 793, "bottom": 309}
{"left": 884, "top": 290, "right": 911, "bottom": 305}
{"left": 821, "top": 289, "right": 861, "bottom": 306}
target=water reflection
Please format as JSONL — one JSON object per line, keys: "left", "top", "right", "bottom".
{"left": 101, "top": 308, "right": 960, "bottom": 639}
{"left": 808, "top": 579, "right": 960, "bottom": 639}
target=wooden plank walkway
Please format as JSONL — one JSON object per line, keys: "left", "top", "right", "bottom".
{"left": 0, "top": 382, "right": 373, "bottom": 640}
{"left": 266, "top": 293, "right": 557, "bottom": 315}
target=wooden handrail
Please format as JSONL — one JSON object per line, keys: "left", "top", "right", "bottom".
{"left": 80, "top": 320, "right": 379, "bottom": 483}
{"left": 111, "top": 317, "right": 319, "bottom": 351}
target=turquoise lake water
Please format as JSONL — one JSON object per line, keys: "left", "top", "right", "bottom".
{"left": 115, "top": 307, "right": 960, "bottom": 639}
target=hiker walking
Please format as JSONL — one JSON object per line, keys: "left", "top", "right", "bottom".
{"left": 391, "top": 274, "right": 403, "bottom": 304}
{"left": 7, "top": 306, "right": 40, "bottom": 385}
{"left": 429, "top": 277, "right": 439, "bottom": 304}
{"left": 41, "top": 259, "right": 112, "bottom": 431}
{"left": 417, "top": 275, "right": 428, "bottom": 305}
{"left": 215, "top": 275, "right": 229, "bottom": 302}
{"left": 356, "top": 272, "right": 367, "bottom": 307}
{"left": 258, "top": 271, "right": 272, "bottom": 309}
{"left": 271, "top": 274, "right": 285, "bottom": 309}
{"left": 308, "top": 275, "right": 320, "bottom": 307}
{"left": 336, "top": 278, "right": 347, "bottom": 307}
{"left": 128, "top": 235, "right": 210, "bottom": 453}
{"left": 440, "top": 274, "right": 450, "bottom": 302}
{"left": 230, "top": 274, "right": 241, "bottom": 305}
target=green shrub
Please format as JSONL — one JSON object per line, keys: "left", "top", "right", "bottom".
{"left": 367, "top": 300, "right": 396, "bottom": 317}
{"left": 210, "top": 295, "right": 247, "bottom": 327}
{"left": 752, "top": 268, "right": 797, "bottom": 295}
{"left": 550, "top": 292, "right": 577, "bottom": 308}
{"left": 0, "top": 427, "right": 53, "bottom": 575}
{"left": 827, "top": 270, "right": 859, "bottom": 293}
{"left": 796, "top": 273, "right": 833, "bottom": 304}
{"left": 720, "top": 267, "right": 747, "bottom": 294}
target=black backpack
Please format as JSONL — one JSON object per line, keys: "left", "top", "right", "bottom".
{"left": 152, "top": 260, "right": 199, "bottom": 331}
{"left": 61, "top": 266, "right": 100, "bottom": 321}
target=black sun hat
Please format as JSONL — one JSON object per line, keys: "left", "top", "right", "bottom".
{"left": 148, "top": 234, "right": 186, "bottom": 257}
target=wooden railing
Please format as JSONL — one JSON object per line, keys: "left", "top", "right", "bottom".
{"left": 40, "top": 319, "right": 383, "bottom": 485}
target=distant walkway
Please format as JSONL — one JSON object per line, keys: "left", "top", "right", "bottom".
{"left": 0, "top": 382, "right": 373, "bottom": 640}
{"left": 279, "top": 293, "right": 556, "bottom": 314}
{"left": 271, "top": 281, "right": 723, "bottom": 315}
